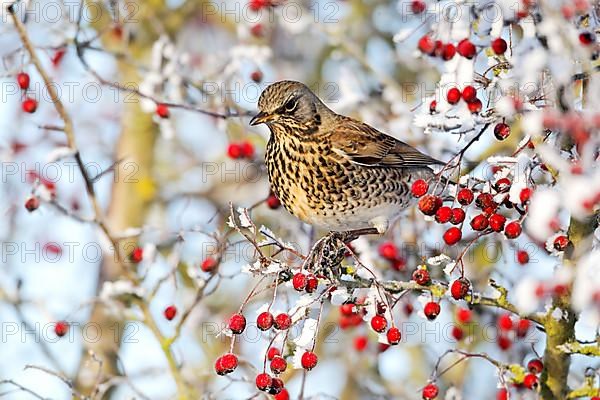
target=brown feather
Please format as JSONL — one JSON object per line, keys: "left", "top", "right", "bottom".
{"left": 330, "top": 116, "right": 443, "bottom": 168}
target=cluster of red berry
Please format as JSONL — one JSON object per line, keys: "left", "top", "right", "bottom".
{"left": 411, "top": 178, "right": 528, "bottom": 247}
{"left": 378, "top": 241, "right": 407, "bottom": 271}
{"left": 16, "top": 72, "right": 38, "bottom": 113}
{"left": 418, "top": 37, "right": 481, "bottom": 60}
{"left": 448, "top": 85, "right": 483, "bottom": 113}
{"left": 212, "top": 309, "right": 317, "bottom": 397}
{"left": 495, "top": 358, "right": 543, "bottom": 399}
{"left": 496, "top": 313, "right": 532, "bottom": 351}
{"left": 227, "top": 141, "right": 255, "bottom": 160}
{"left": 292, "top": 272, "right": 318, "bottom": 292}
{"left": 338, "top": 302, "right": 364, "bottom": 330}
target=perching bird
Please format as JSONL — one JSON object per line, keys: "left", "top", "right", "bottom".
{"left": 250, "top": 80, "right": 443, "bottom": 236}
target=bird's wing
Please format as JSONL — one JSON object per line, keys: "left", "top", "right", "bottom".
{"left": 331, "top": 118, "right": 443, "bottom": 168}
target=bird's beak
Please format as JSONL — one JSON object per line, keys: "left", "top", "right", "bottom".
{"left": 250, "top": 111, "right": 273, "bottom": 126}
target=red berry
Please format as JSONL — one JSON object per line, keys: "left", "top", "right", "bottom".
{"left": 498, "top": 313, "right": 513, "bottom": 331}
{"left": 201, "top": 257, "right": 217, "bottom": 272}
{"left": 457, "top": 188, "right": 474, "bottom": 205}
{"left": 250, "top": 70, "right": 263, "bottom": 83}
{"left": 379, "top": 241, "right": 398, "bottom": 260}
{"left": 266, "top": 193, "right": 281, "bottom": 209}
{"left": 268, "top": 377, "right": 284, "bottom": 395}
{"left": 476, "top": 193, "right": 496, "bottom": 209}
{"left": 450, "top": 278, "right": 469, "bottom": 300}
{"left": 462, "top": 86, "right": 477, "bottom": 102}
{"left": 443, "top": 227, "right": 462, "bottom": 245}
{"left": 267, "top": 347, "right": 280, "bottom": 360}
{"left": 387, "top": 327, "right": 401, "bottom": 344}
{"left": 411, "top": 179, "right": 429, "bottom": 198}
{"left": 456, "top": 307, "right": 472, "bottom": 323}
{"left": 424, "top": 301, "right": 441, "bottom": 320}
{"left": 411, "top": 0, "right": 426, "bottom": 13}
{"left": 450, "top": 208, "right": 465, "bottom": 225}
{"left": 451, "top": 325, "right": 464, "bottom": 340}
{"left": 422, "top": 382, "right": 439, "bottom": 399}
{"left": 240, "top": 141, "right": 255, "bottom": 158}
{"left": 17, "top": 72, "right": 30, "bottom": 90}
{"left": 164, "top": 305, "right": 177, "bottom": 321}
{"left": 579, "top": 31, "right": 595, "bottom": 45}
{"left": 491, "top": 38, "right": 508, "bottom": 55}
{"left": 447, "top": 87, "right": 461, "bottom": 104}
{"left": 523, "top": 373, "right": 538, "bottom": 389}
{"left": 227, "top": 143, "right": 243, "bottom": 159}
{"left": 412, "top": 268, "right": 431, "bottom": 285}
{"left": 553, "top": 235, "right": 569, "bottom": 251}
{"left": 228, "top": 313, "right": 246, "bottom": 334}
{"left": 467, "top": 98, "right": 482, "bottom": 113}
{"left": 274, "top": 389, "right": 289, "bottom": 400}
{"left": 429, "top": 100, "right": 437, "bottom": 114}
{"left": 54, "top": 321, "right": 68, "bottom": 337}
{"left": 441, "top": 43, "right": 456, "bottom": 60}
{"left": 488, "top": 213, "right": 507, "bottom": 232}
{"left": 301, "top": 351, "right": 318, "bottom": 370}
{"left": 215, "top": 353, "right": 238, "bottom": 375}
{"left": 353, "top": 335, "right": 368, "bottom": 351}
{"left": 130, "top": 247, "right": 143, "bottom": 263}
{"left": 497, "top": 335, "right": 512, "bottom": 350}
{"left": 156, "top": 103, "right": 169, "bottom": 118}
{"left": 516, "top": 319, "right": 531, "bottom": 337}
{"left": 274, "top": 313, "right": 292, "bottom": 330}
{"left": 51, "top": 48, "right": 66, "bottom": 66}
{"left": 221, "top": 353, "right": 238, "bottom": 370}
{"left": 457, "top": 38, "right": 476, "bottom": 59}
{"left": 494, "top": 123, "right": 511, "bottom": 140}
{"left": 435, "top": 206, "right": 452, "bottom": 223}
{"left": 418, "top": 195, "right": 442, "bottom": 215}
{"left": 22, "top": 97, "right": 37, "bottom": 113}
{"left": 256, "top": 373, "right": 272, "bottom": 391}
{"left": 504, "top": 221, "right": 522, "bottom": 239}
{"left": 527, "top": 358, "right": 543, "bottom": 374}
{"left": 292, "top": 273, "right": 307, "bottom": 291}
{"left": 391, "top": 257, "right": 406, "bottom": 271}
{"left": 305, "top": 274, "right": 318, "bottom": 293}
{"left": 519, "top": 188, "right": 533, "bottom": 204}
{"left": 370, "top": 315, "right": 388, "bottom": 333}
{"left": 340, "top": 303, "right": 356, "bottom": 316}
{"left": 517, "top": 250, "right": 529, "bottom": 264}
{"left": 496, "top": 388, "right": 508, "bottom": 400}
{"left": 270, "top": 355, "right": 287, "bottom": 374}
{"left": 554, "top": 284, "right": 569, "bottom": 297}
{"left": 494, "top": 178, "right": 511, "bottom": 192}
{"left": 25, "top": 196, "right": 40, "bottom": 212}
{"left": 257, "top": 311, "right": 274, "bottom": 330}
{"left": 250, "top": 24, "right": 264, "bottom": 37}
{"left": 249, "top": 0, "right": 269, "bottom": 11}
{"left": 418, "top": 35, "right": 435, "bottom": 54}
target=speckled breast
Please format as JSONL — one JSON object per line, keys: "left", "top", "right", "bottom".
{"left": 265, "top": 134, "right": 422, "bottom": 230}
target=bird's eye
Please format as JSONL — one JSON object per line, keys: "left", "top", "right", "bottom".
{"left": 284, "top": 98, "right": 298, "bottom": 113}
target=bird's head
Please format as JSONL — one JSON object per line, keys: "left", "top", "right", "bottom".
{"left": 250, "top": 80, "right": 326, "bottom": 135}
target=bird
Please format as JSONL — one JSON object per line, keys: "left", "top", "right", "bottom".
{"left": 250, "top": 80, "right": 443, "bottom": 237}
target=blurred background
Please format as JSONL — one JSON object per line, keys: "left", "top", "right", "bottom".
{"left": 0, "top": 0, "right": 599, "bottom": 399}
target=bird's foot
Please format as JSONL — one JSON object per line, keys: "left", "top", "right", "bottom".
{"left": 305, "top": 228, "right": 379, "bottom": 279}
{"left": 303, "top": 233, "right": 345, "bottom": 280}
